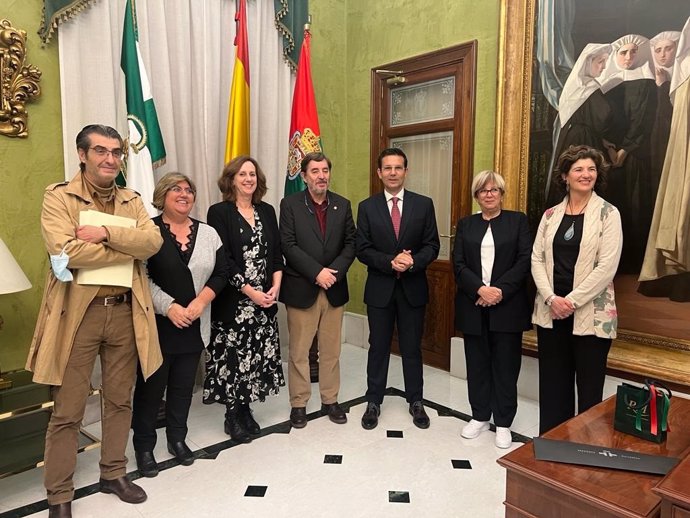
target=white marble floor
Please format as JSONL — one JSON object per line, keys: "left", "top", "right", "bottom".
{"left": 0, "top": 343, "right": 539, "bottom": 518}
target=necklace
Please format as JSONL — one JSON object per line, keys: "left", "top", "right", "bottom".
{"left": 237, "top": 204, "right": 255, "bottom": 225}
{"left": 564, "top": 197, "right": 588, "bottom": 241}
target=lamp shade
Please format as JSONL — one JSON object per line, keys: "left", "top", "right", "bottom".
{"left": 0, "top": 238, "right": 32, "bottom": 294}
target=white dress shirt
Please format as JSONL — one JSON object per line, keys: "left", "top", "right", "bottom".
{"left": 384, "top": 188, "right": 405, "bottom": 216}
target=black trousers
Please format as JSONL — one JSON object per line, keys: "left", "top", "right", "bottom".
{"left": 132, "top": 351, "right": 201, "bottom": 451}
{"left": 463, "top": 310, "right": 523, "bottom": 427}
{"left": 537, "top": 318, "right": 611, "bottom": 434}
{"left": 365, "top": 281, "right": 425, "bottom": 405}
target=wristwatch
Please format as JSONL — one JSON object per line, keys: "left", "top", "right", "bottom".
{"left": 545, "top": 295, "right": 556, "bottom": 306}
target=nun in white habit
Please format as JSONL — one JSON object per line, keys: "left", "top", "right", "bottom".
{"left": 649, "top": 31, "right": 682, "bottom": 197}
{"left": 546, "top": 43, "right": 612, "bottom": 208}
{"left": 639, "top": 18, "right": 690, "bottom": 301}
{"left": 651, "top": 31, "right": 682, "bottom": 87}
{"left": 600, "top": 34, "right": 658, "bottom": 273}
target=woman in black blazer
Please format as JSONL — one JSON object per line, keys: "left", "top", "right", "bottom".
{"left": 452, "top": 171, "right": 531, "bottom": 448}
{"left": 205, "top": 156, "right": 285, "bottom": 444}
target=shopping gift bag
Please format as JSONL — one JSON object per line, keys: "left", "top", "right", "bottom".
{"left": 613, "top": 380, "right": 671, "bottom": 443}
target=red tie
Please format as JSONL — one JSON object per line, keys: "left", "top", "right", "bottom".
{"left": 391, "top": 196, "right": 401, "bottom": 238}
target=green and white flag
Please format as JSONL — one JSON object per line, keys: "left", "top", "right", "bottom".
{"left": 121, "top": 0, "right": 166, "bottom": 216}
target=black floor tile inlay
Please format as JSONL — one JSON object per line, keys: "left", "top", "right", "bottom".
{"left": 387, "top": 430, "right": 404, "bottom": 438}
{"left": 452, "top": 459, "right": 472, "bottom": 469}
{"left": 198, "top": 450, "right": 220, "bottom": 460}
{"left": 388, "top": 491, "right": 410, "bottom": 503}
{"left": 324, "top": 454, "right": 343, "bottom": 464}
{"left": 244, "top": 485, "right": 267, "bottom": 497}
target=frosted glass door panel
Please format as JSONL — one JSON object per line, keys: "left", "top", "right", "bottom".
{"left": 391, "top": 132, "right": 453, "bottom": 260}
{"left": 390, "top": 77, "right": 455, "bottom": 127}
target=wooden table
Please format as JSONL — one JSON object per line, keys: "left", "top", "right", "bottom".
{"left": 498, "top": 395, "right": 690, "bottom": 518}
{"left": 653, "top": 453, "right": 690, "bottom": 518}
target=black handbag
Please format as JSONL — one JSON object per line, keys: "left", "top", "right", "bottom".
{"left": 613, "top": 380, "right": 672, "bottom": 443}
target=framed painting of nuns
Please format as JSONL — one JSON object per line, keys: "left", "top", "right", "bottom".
{"left": 494, "top": 0, "right": 690, "bottom": 385}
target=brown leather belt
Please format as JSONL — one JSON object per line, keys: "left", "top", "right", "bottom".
{"left": 90, "top": 291, "right": 131, "bottom": 306}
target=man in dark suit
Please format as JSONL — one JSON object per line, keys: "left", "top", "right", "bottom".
{"left": 280, "top": 152, "right": 356, "bottom": 428}
{"left": 356, "top": 147, "right": 440, "bottom": 430}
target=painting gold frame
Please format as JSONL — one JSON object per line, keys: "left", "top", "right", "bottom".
{"left": 0, "top": 19, "right": 41, "bottom": 138}
{"left": 493, "top": 0, "right": 690, "bottom": 388}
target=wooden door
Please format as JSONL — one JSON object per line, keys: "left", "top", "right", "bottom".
{"left": 370, "top": 42, "right": 477, "bottom": 370}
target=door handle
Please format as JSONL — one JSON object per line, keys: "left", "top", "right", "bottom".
{"left": 440, "top": 225, "right": 457, "bottom": 251}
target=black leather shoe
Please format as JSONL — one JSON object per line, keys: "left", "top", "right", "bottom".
{"left": 167, "top": 441, "right": 195, "bottom": 466}
{"left": 321, "top": 402, "right": 347, "bottom": 424}
{"left": 361, "top": 402, "right": 380, "bottom": 430}
{"left": 135, "top": 450, "right": 159, "bottom": 477}
{"left": 48, "top": 502, "right": 72, "bottom": 518}
{"left": 290, "top": 407, "right": 308, "bottom": 428}
{"left": 99, "top": 476, "right": 147, "bottom": 504}
{"left": 240, "top": 403, "right": 261, "bottom": 435}
{"left": 224, "top": 417, "right": 253, "bottom": 443}
{"left": 409, "top": 401, "right": 430, "bottom": 429}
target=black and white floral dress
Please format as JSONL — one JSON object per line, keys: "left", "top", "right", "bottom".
{"left": 203, "top": 210, "right": 284, "bottom": 405}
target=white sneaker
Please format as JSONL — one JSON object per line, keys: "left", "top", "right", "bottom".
{"left": 495, "top": 427, "right": 512, "bottom": 448}
{"left": 461, "top": 419, "right": 490, "bottom": 439}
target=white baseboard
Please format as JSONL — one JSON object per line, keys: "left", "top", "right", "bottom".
{"left": 449, "top": 337, "right": 466, "bottom": 379}
{"left": 343, "top": 311, "right": 369, "bottom": 349}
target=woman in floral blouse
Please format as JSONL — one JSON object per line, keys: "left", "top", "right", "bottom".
{"left": 531, "top": 145, "right": 622, "bottom": 434}
{"left": 205, "top": 156, "right": 285, "bottom": 443}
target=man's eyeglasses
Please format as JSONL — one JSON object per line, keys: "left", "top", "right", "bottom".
{"left": 89, "top": 146, "right": 124, "bottom": 159}
{"left": 477, "top": 188, "right": 501, "bottom": 197}
{"left": 170, "top": 186, "right": 195, "bottom": 195}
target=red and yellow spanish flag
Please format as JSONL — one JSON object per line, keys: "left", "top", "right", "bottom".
{"left": 225, "top": 0, "right": 250, "bottom": 162}
{"left": 284, "top": 27, "right": 322, "bottom": 195}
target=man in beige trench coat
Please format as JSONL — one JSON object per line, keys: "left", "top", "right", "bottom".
{"left": 25, "top": 124, "right": 163, "bottom": 518}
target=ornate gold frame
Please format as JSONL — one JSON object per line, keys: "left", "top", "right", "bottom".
{"left": 0, "top": 19, "right": 41, "bottom": 138}
{"left": 493, "top": 0, "right": 690, "bottom": 386}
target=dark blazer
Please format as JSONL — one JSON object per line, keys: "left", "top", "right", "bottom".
{"left": 279, "top": 190, "right": 356, "bottom": 309}
{"left": 453, "top": 210, "right": 532, "bottom": 335}
{"left": 356, "top": 190, "right": 440, "bottom": 308}
{"left": 147, "top": 216, "right": 228, "bottom": 354}
{"left": 207, "top": 200, "right": 283, "bottom": 321}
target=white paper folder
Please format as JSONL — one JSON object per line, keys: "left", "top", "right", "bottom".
{"left": 76, "top": 210, "right": 136, "bottom": 288}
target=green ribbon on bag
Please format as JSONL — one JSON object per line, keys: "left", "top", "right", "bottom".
{"left": 660, "top": 392, "right": 670, "bottom": 432}
{"left": 633, "top": 382, "right": 671, "bottom": 435}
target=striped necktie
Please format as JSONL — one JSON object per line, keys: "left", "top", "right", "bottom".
{"left": 391, "top": 196, "right": 401, "bottom": 238}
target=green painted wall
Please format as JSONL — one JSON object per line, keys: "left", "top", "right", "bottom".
{"left": 0, "top": 0, "right": 501, "bottom": 370}
{"left": 310, "top": 0, "right": 500, "bottom": 314}
{"left": 310, "top": 1, "right": 347, "bottom": 192}
{"left": 0, "top": 0, "right": 63, "bottom": 371}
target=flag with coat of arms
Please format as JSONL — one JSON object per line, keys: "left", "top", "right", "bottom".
{"left": 284, "top": 27, "right": 322, "bottom": 195}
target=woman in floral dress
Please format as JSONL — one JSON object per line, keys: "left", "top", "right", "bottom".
{"left": 205, "top": 156, "right": 284, "bottom": 443}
